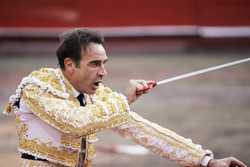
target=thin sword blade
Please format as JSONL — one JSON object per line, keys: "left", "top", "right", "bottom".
{"left": 157, "top": 58, "right": 250, "bottom": 85}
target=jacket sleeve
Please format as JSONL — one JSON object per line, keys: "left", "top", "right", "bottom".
{"left": 113, "top": 111, "right": 212, "bottom": 167}
{"left": 21, "top": 84, "right": 130, "bottom": 137}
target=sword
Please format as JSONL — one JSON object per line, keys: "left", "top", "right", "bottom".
{"left": 138, "top": 58, "right": 250, "bottom": 93}
{"left": 156, "top": 57, "right": 250, "bottom": 86}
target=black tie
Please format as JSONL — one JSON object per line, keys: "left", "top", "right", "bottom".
{"left": 77, "top": 93, "right": 86, "bottom": 106}
{"left": 76, "top": 93, "right": 87, "bottom": 167}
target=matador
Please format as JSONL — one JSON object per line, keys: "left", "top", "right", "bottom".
{"left": 4, "top": 28, "right": 246, "bottom": 167}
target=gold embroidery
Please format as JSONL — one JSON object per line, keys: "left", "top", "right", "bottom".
{"left": 60, "top": 134, "right": 80, "bottom": 149}
{"left": 10, "top": 68, "right": 131, "bottom": 167}
{"left": 116, "top": 112, "right": 205, "bottom": 167}
{"left": 16, "top": 117, "right": 78, "bottom": 167}
{"left": 86, "top": 143, "right": 96, "bottom": 160}
{"left": 22, "top": 84, "right": 130, "bottom": 137}
{"left": 20, "top": 158, "right": 68, "bottom": 167}
{"left": 30, "top": 69, "right": 65, "bottom": 93}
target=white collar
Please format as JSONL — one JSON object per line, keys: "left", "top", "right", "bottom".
{"left": 71, "top": 85, "right": 81, "bottom": 98}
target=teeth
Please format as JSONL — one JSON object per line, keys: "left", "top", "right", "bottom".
{"left": 94, "top": 81, "right": 100, "bottom": 86}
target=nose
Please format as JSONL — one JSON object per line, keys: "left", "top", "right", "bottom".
{"left": 98, "top": 65, "right": 107, "bottom": 76}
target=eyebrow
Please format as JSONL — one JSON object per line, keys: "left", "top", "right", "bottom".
{"left": 103, "top": 59, "right": 108, "bottom": 63}
{"left": 89, "top": 58, "right": 108, "bottom": 64}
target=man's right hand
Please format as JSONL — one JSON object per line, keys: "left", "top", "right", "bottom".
{"left": 125, "top": 79, "right": 156, "bottom": 104}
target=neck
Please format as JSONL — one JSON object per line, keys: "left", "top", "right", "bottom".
{"left": 62, "top": 70, "right": 81, "bottom": 93}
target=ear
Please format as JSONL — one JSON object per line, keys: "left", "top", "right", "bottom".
{"left": 64, "top": 58, "right": 76, "bottom": 73}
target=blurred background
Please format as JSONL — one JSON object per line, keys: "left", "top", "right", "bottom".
{"left": 0, "top": 0, "right": 250, "bottom": 166}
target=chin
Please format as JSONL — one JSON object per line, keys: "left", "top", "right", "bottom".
{"left": 88, "top": 91, "right": 96, "bottom": 95}
{"left": 85, "top": 88, "right": 97, "bottom": 95}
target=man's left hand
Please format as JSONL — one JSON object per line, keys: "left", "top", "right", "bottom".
{"left": 208, "top": 157, "right": 247, "bottom": 167}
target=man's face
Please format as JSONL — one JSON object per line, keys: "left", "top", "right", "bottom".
{"left": 71, "top": 43, "right": 108, "bottom": 94}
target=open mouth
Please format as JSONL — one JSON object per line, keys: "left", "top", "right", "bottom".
{"left": 93, "top": 81, "right": 102, "bottom": 86}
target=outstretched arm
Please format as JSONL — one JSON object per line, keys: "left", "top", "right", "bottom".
{"left": 113, "top": 111, "right": 212, "bottom": 167}
{"left": 121, "top": 79, "right": 247, "bottom": 167}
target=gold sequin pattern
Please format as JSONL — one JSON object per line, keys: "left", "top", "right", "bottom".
{"left": 115, "top": 112, "right": 207, "bottom": 167}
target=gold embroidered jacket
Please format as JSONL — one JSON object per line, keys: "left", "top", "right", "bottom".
{"left": 4, "top": 68, "right": 212, "bottom": 167}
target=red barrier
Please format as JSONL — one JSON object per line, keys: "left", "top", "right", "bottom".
{"left": 1, "top": 0, "right": 250, "bottom": 27}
